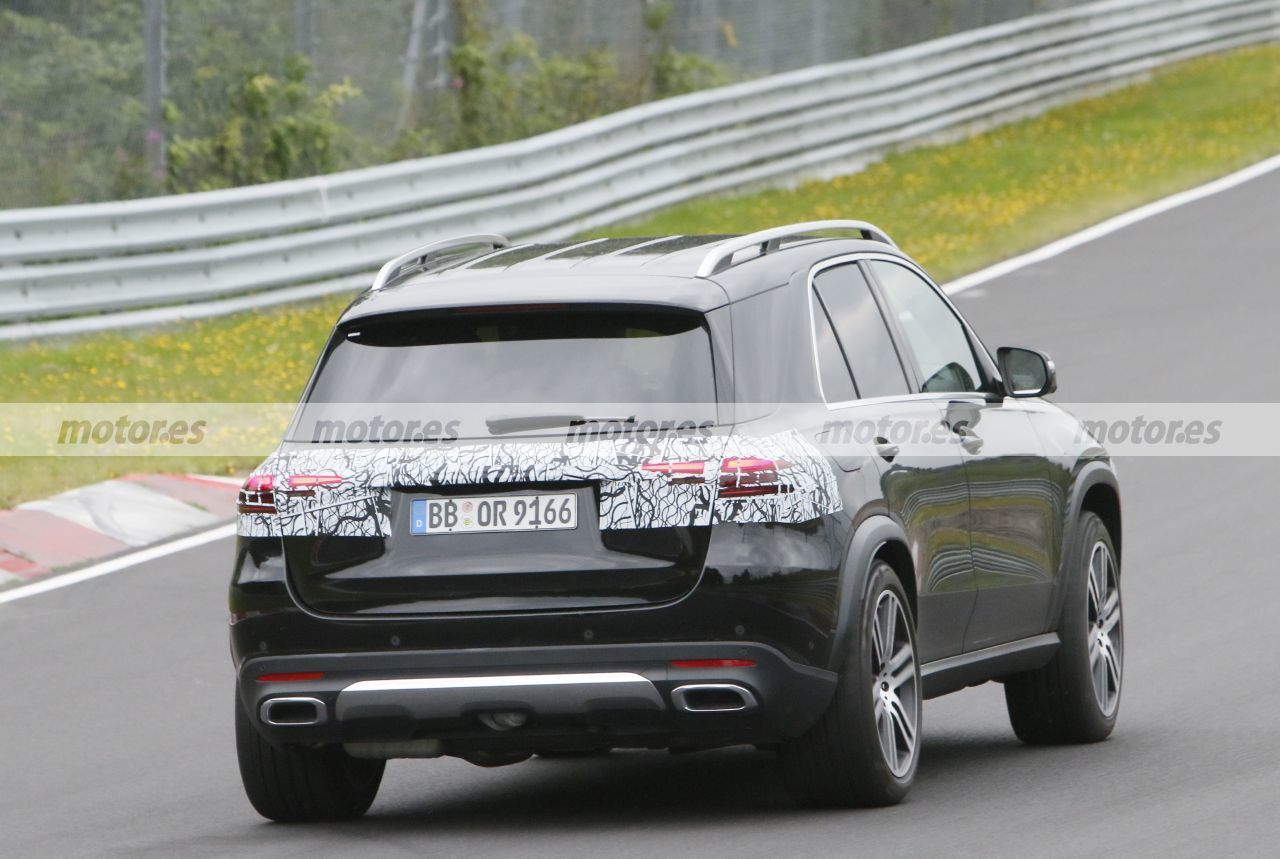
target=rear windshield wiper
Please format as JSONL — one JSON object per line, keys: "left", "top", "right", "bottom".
{"left": 485, "top": 414, "right": 634, "bottom": 435}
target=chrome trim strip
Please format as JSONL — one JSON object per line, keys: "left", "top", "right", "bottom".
{"left": 919, "top": 633, "right": 1060, "bottom": 678}
{"left": 335, "top": 671, "right": 665, "bottom": 721}
{"left": 342, "top": 672, "right": 650, "bottom": 693}
{"left": 806, "top": 251, "right": 1003, "bottom": 411}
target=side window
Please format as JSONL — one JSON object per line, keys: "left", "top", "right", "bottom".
{"left": 811, "top": 303, "right": 857, "bottom": 403}
{"left": 813, "top": 264, "right": 910, "bottom": 399}
{"left": 870, "top": 261, "right": 983, "bottom": 395}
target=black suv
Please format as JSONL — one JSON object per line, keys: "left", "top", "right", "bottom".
{"left": 231, "top": 222, "right": 1123, "bottom": 820}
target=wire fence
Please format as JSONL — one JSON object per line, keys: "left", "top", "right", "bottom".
{"left": 0, "top": 0, "right": 1095, "bottom": 209}
{"left": 486, "top": 0, "right": 1094, "bottom": 76}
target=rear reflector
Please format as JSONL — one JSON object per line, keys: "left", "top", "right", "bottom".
{"left": 670, "top": 659, "right": 757, "bottom": 669}
{"left": 256, "top": 672, "right": 325, "bottom": 683}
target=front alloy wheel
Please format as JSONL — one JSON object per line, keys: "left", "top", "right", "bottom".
{"left": 1087, "top": 540, "right": 1122, "bottom": 718}
{"left": 1005, "top": 511, "right": 1122, "bottom": 744}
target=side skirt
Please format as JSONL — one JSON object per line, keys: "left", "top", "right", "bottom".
{"left": 920, "top": 633, "right": 1060, "bottom": 700}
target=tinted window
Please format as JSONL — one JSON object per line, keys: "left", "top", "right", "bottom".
{"left": 296, "top": 307, "right": 717, "bottom": 439}
{"left": 811, "top": 303, "right": 857, "bottom": 402}
{"left": 813, "top": 264, "right": 910, "bottom": 398}
{"left": 870, "top": 262, "right": 983, "bottom": 395}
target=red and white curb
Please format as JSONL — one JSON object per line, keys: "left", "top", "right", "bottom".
{"left": 0, "top": 474, "right": 240, "bottom": 587}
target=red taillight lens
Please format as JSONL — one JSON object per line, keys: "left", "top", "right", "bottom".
{"left": 284, "top": 473, "right": 345, "bottom": 496}
{"left": 641, "top": 460, "right": 707, "bottom": 484}
{"left": 670, "top": 659, "right": 756, "bottom": 669}
{"left": 256, "top": 672, "right": 325, "bottom": 683}
{"left": 237, "top": 474, "right": 275, "bottom": 514}
{"left": 717, "top": 457, "right": 793, "bottom": 498}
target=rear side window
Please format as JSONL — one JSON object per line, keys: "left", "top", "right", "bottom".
{"left": 813, "top": 264, "right": 910, "bottom": 399}
{"left": 811, "top": 305, "right": 857, "bottom": 403}
{"left": 295, "top": 306, "right": 717, "bottom": 439}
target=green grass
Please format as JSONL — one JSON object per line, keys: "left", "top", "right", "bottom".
{"left": 2, "top": 44, "right": 1278, "bottom": 508}
{"left": 612, "top": 45, "right": 1280, "bottom": 280}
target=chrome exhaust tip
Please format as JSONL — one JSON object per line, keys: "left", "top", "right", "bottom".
{"left": 259, "top": 696, "right": 327, "bottom": 726}
{"left": 671, "top": 684, "right": 758, "bottom": 713}
{"left": 478, "top": 711, "right": 529, "bottom": 732}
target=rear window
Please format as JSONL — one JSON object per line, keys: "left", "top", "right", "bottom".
{"left": 291, "top": 306, "right": 717, "bottom": 440}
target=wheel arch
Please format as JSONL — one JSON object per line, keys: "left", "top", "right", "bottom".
{"left": 1079, "top": 479, "right": 1122, "bottom": 565}
{"left": 1046, "top": 461, "right": 1122, "bottom": 630}
{"left": 827, "top": 515, "right": 915, "bottom": 673}
{"left": 874, "top": 540, "right": 917, "bottom": 624}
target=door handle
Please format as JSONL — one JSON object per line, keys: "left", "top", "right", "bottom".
{"left": 873, "top": 437, "right": 900, "bottom": 462}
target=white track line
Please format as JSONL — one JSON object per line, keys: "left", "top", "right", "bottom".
{"left": 5, "top": 154, "right": 1280, "bottom": 605}
{"left": 944, "top": 153, "right": 1280, "bottom": 296}
{"left": 0, "top": 523, "right": 236, "bottom": 605}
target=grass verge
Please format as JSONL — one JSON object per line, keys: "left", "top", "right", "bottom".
{"left": 2, "top": 44, "right": 1279, "bottom": 507}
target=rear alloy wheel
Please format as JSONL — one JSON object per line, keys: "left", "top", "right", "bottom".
{"left": 1005, "top": 511, "right": 1122, "bottom": 744}
{"left": 782, "top": 561, "right": 920, "bottom": 807}
{"left": 236, "top": 691, "right": 384, "bottom": 822}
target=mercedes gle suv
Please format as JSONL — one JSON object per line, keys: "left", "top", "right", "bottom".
{"left": 231, "top": 222, "right": 1123, "bottom": 820}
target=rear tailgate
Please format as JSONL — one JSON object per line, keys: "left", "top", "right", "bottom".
{"left": 241, "top": 427, "right": 841, "bottom": 616}
{"left": 237, "top": 303, "right": 840, "bottom": 615}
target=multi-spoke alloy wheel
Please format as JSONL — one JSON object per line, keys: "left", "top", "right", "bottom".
{"left": 1086, "top": 541, "right": 1123, "bottom": 717}
{"left": 1004, "top": 511, "right": 1122, "bottom": 745}
{"left": 781, "top": 561, "right": 919, "bottom": 807}
{"left": 870, "top": 590, "right": 919, "bottom": 777}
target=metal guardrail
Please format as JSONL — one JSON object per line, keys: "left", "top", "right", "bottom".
{"left": 1, "top": 0, "right": 1276, "bottom": 331}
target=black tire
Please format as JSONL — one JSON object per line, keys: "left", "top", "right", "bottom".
{"left": 235, "top": 692, "right": 385, "bottom": 822}
{"left": 781, "top": 561, "right": 921, "bottom": 808}
{"left": 1005, "top": 511, "right": 1122, "bottom": 745}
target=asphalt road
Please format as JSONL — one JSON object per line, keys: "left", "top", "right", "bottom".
{"left": 4, "top": 165, "right": 1279, "bottom": 858}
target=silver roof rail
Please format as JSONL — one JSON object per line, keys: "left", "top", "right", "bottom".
{"left": 694, "top": 220, "right": 897, "bottom": 278}
{"left": 370, "top": 233, "right": 512, "bottom": 291}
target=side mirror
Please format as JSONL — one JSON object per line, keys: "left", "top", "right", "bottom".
{"left": 997, "top": 346, "right": 1057, "bottom": 398}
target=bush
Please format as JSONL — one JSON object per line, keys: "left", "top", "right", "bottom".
{"left": 430, "top": 0, "right": 731, "bottom": 152}
{"left": 167, "top": 55, "right": 361, "bottom": 192}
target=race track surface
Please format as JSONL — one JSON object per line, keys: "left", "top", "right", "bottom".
{"left": 3, "top": 166, "right": 1278, "bottom": 857}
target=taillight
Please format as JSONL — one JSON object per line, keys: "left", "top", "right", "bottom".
{"left": 717, "top": 457, "right": 794, "bottom": 498}
{"left": 641, "top": 460, "right": 707, "bottom": 484}
{"left": 670, "top": 659, "right": 756, "bottom": 669}
{"left": 237, "top": 473, "right": 344, "bottom": 513}
{"left": 256, "top": 672, "right": 325, "bottom": 683}
{"left": 284, "top": 474, "right": 345, "bottom": 497}
{"left": 237, "top": 474, "right": 275, "bottom": 514}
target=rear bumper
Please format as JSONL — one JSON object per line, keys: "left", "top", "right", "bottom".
{"left": 239, "top": 641, "right": 836, "bottom": 753}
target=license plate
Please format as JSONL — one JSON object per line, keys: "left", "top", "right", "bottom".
{"left": 409, "top": 493, "right": 578, "bottom": 535}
